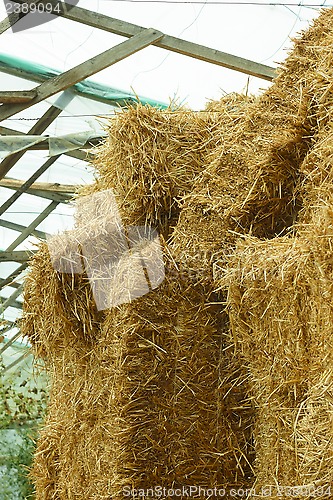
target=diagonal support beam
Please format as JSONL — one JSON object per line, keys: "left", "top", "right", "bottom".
{"left": 0, "top": 285, "right": 23, "bottom": 312}
{"left": 5, "top": 200, "right": 59, "bottom": 252}
{"left": 0, "top": 320, "right": 16, "bottom": 335}
{"left": 0, "top": 154, "right": 61, "bottom": 215}
{"left": 0, "top": 352, "right": 31, "bottom": 375}
{"left": 0, "top": 218, "right": 47, "bottom": 240}
{"left": 0, "top": 105, "right": 62, "bottom": 180}
{"left": 0, "top": 10, "right": 28, "bottom": 35}
{"left": 14, "top": 0, "right": 276, "bottom": 81}
{"left": 2, "top": 281, "right": 20, "bottom": 290}
{"left": 1, "top": 183, "right": 71, "bottom": 203}
{"left": 0, "top": 179, "right": 77, "bottom": 194}
{"left": 0, "top": 331, "right": 22, "bottom": 356}
{"left": 0, "top": 251, "right": 36, "bottom": 263}
{"left": 0, "top": 263, "right": 27, "bottom": 289}
{"left": 0, "top": 28, "right": 164, "bottom": 122}
{"left": 0, "top": 90, "right": 37, "bottom": 103}
{"left": 0, "top": 0, "right": 43, "bottom": 34}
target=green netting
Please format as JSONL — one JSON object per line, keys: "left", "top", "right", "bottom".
{"left": 0, "top": 53, "right": 168, "bottom": 109}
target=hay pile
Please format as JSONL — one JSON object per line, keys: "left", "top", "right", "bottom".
{"left": 222, "top": 231, "right": 333, "bottom": 497}
{"left": 216, "top": 8, "right": 333, "bottom": 497}
{"left": 82, "top": 104, "right": 230, "bottom": 238}
{"left": 21, "top": 7, "right": 333, "bottom": 499}
{"left": 23, "top": 100, "right": 256, "bottom": 498}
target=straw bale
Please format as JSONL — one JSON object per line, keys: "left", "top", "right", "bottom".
{"left": 170, "top": 87, "right": 308, "bottom": 285}
{"left": 22, "top": 98, "right": 257, "bottom": 498}
{"left": 22, "top": 7, "right": 333, "bottom": 498}
{"left": 221, "top": 236, "right": 310, "bottom": 494}
{"left": 221, "top": 230, "right": 333, "bottom": 498}
{"left": 24, "top": 249, "right": 254, "bottom": 498}
{"left": 101, "top": 274, "right": 254, "bottom": 496}
{"left": 81, "top": 103, "right": 225, "bottom": 239}
{"left": 23, "top": 242, "right": 100, "bottom": 359}
{"left": 219, "top": 72, "right": 333, "bottom": 491}
{"left": 206, "top": 9, "right": 333, "bottom": 496}
{"left": 170, "top": 10, "right": 333, "bottom": 281}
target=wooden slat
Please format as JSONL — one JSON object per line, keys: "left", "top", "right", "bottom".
{"left": 0, "top": 10, "right": 28, "bottom": 35}
{"left": 20, "top": 0, "right": 276, "bottom": 81}
{"left": 0, "top": 320, "right": 15, "bottom": 335}
{"left": 0, "top": 263, "right": 27, "bottom": 289}
{"left": 0, "top": 135, "right": 102, "bottom": 151}
{"left": 0, "top": 178, "right": 79, "bottom": 194}
{"left": 0, "top": 184, "right": 72, "bottom": 203}
{"left": 6, "top": 200, "right": 59, "bottom": 252}
{"left": 0, "top": 218, "right": 47, "bottom": 239}
{"left": 0, "top": 251, "right": 36, "bottom": 263}
{"left": 0, "top": 154, "right": 61, "bottom": 216}
{"left": 0, "top": 90, "right": 37, "bottom": 103}
{"left": 0, "top": 331, "right": 22, "bottom": 356}
{"left": 0, "top": 285, "right": 23, "bottom": 311}
{"left": 0, "top": 105, "right": 62, "bottom": 180}
{"left": 0, "top": 0, "right": 43, "bottom": 34}
{"left": 0, "top": 352, "right": 31, "bottom": 375}
{"left": 3, "top": 281, "right": 21, "bottom": 290}
{"left": 0, "top": 28, "right": 164, "bottom": 122}
{"left": 0, "top": 126, "right": 89, "bottom": 161}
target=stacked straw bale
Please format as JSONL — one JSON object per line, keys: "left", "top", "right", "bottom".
{"left": 217, "top": 8, "right": 333, "bottom": 498}
{"left": 223, "top": 231, "right": 333, "bottom": 498}
{"left": 22, "top": 8, "right": 333, "bottom": 498}
{"left": 83, "top": 104, "right": 229, "bottom": 238}
{"left": 22, "top": 101, "right": 256, "bottom": 498}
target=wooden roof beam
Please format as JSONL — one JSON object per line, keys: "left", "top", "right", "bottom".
{"left": 0, "top": 8, "right": 29, "bottom": 35}
{"left": 0, "top": 285, "right": 23, "bottom": 312}
{"left": 0, "top": 90, "right": 37, "bottom": 103}
{"left": 0, "top": 154, "right": 62, "bottom": 216}
{"left": 0, "top": 105, "right": 62, "bottom": 180}
{"left": 17, "top": 0, "right": 276, "bottom": 81}
{"left": 0, "top": 184, "right": 72, "bottom": 203}
{"left": 0, "top": 250, "right": 36, "bottom": 263}
{"left": 0, "top": 125, "right": 89, "bottom": 162}
{"left": 0, "top": 28, "right": 164, "bottom": 122}
{"left": 0, "top": 263, "right": 28, "bottom": 289}
{"left": 0, "top": 218, "right": 47, "bottom": 240}
{"left": 5, "top": 200, "right": 58, "bottom": 252}
{"left": 0, "top": 178, "right": 78, "bottom": 194}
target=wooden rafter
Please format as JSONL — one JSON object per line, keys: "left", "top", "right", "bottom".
{"left": 0, "top": 135, "right": 103, "bottom": 151}
{"left": 0, "top": 7, "right": 29, "bottom": 35}
{"left": 14, "top": 0, "right": 276, "bottom": 81}
{"left": 3, "top": 281, "right": 21, "bottom": 290}
{"left": 0, "top": 331, "right": 23, "bottom": 356}
{"left": 0, "top": 352, "right": 32, "bottom": 375}
{"left": 0, "top": 155, "right": 62, "bottom": 216}
{"left": 0, "top": 126, "right": 89, "bottom": 162}
{"left": 1, "top": 184, "right": 72, "bottom": 203}
{"left": 0, "top": 179, "right": 78, "bottom": 194}
{"left": 0, "top": 251, "right": 36, "bottom": 263}
{"left": 0, "top": 90, "right": 37, "bottom": 103}
{"left": 1, "top": 285, "right": 23, "bottom": 311}
{"left": 0, "top": 105, "right": 62, "bottom": 180}
{"left": 0, "top": 28, "right": 164, "bottom": 122}
{"left": 0, "top": 218, "right": 47, "bottom": 240}
{"left": 0, "top": 263, "right": 28, "bottom": 289}
{"left": 5, "top": 200, "right": 59, "bottom": 252}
